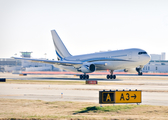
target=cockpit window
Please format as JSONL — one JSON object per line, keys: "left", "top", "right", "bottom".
{"left": 138, "top": 52, "right": 147, "bottom": 55}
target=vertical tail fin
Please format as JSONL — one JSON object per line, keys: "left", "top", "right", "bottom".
{"left": 51, "top": 30, "right": 71, "bottom": 60}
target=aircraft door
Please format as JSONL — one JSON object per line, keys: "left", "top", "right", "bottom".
{"left": 128, "top": 52, "right": 132, "bottom": 59}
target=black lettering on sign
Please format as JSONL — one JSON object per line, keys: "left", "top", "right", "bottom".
{"left": 126, "top": 93, "right": 130, "bottom": 100}
{"left": 120, "top": 93, "right": 125, "bottom": 100}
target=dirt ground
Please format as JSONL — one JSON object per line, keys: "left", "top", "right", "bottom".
{"left": 1, "top": 75, "right": 168, "bottom": 120}
{"left": 0, "top": 98, "right": 168, "bottom": 120}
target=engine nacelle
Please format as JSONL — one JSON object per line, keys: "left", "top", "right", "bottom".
{"left": 79, "top": 64, "right": 96, "bottom": 73}
{"left": 124, "top": 68, "right": 137, "bottom": 73}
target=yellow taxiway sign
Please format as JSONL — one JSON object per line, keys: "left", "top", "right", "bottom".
{"left": 99, "top": 90, "right": 141, "bottom": 104}
{"left": 115, "top": 91, "right": 141, "bottom": 103}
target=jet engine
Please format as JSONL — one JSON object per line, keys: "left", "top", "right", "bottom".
{"left": 124, "top": 67, "right": 143, "bottom": 75}
{"left": 124, "top": 68, "right": 137, "bottom": 73}
{"left": 78, "top": 64, "right": 96, "bottom": 73}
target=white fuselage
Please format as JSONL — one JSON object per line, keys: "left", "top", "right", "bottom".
{"left": 54, "top": 48, "right": 150, "bottom": 72}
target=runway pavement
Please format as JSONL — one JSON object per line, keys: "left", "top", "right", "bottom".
{"left": 0, "top": 73, "right": 168, "bottom": 106}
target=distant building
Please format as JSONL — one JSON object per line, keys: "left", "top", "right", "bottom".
{"left": 0, "top": 58, "right": 21, "bottom": 66}
{"left": 161, "top": 52, "right": 166, "bottom": 60}
{"left": 20, "top": 51, "right": 32, "bottom": 58}
{"left": 150, "top": 52, "right": 166, "bottom": 60}
{"left": 143, "top": 60, "right": 168, "bottom": 73}
{"left": 0, "top": 52, "right": 60, "bottom": 72}
{"left": 0, "top": 58, "right": 22, "bottom": 72}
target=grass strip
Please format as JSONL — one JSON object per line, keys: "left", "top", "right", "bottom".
{"left": 75, "top": 105, "right": 138, "bottom": 114}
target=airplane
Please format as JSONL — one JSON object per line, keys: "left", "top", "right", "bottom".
{"left": 13, "top": 30, "right": 151, "bottom": 79}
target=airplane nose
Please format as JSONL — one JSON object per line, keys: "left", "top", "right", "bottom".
{"left": 147, "top": 54, "right": 151, "bottom": 61}
{"left": 146, "top": 54, "right": 151, "bottom": 63}
{"left": 141, "top": 54, "right": 151, "bottom": 65}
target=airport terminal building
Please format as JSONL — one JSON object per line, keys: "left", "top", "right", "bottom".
{"left": 143, "top": 60, "right": 168, "bottom": 73}
{"left": 142, "top": 52, "right": 168, "bottom": 73}
{"left": 0, "top": 52, "right": 60, "bottom": 72}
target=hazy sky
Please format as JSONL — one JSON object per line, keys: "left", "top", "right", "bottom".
{"left": 0, "top": 0, "right": 168, "bottom": 59}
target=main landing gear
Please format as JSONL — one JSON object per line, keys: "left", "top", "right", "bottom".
{"left": 107, "top": 75, "right": 116, "bottom": 79}
{"left": 80, "top": 74, "right": 89, "bottom": 79}
{"left": 107, "top": 70, "right": 116, "bottom": 79}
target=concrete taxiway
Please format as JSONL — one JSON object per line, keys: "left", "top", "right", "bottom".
{"left": 0, "top": 73, "right": 168, "bottom": 106}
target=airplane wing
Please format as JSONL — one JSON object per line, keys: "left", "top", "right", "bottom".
{"left": 12, "top": 57, "right": 83, "bottom": 66}
{"left": 12, "top": 57, "right": 107, "bottom": 67}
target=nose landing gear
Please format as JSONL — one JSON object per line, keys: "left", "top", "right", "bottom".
{"left": 136, "top": 67, "right": 143, "bottom": 75}
{"left": 107, "top": 70, "right": 116, "bottom": 79}
{"left": 138, "top": 72, "right": 143, "bottom": 75}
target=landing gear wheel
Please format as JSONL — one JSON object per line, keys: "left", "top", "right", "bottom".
{"left": 113, "top": 75, "right": 116, "bottom": 79}
{"left": 83, "top": 75, "right": 86, "bottom": 79}
{"left": 107, "top": 75, "right": 110, "bottom": 79}
{"left": 80, "top": 75, "right": 83, "bottom": 79}
{"left": 110, "top": 75, "right": 113, "bottom": 79}
{"left": 86, "top": 75, "right": 89, "bottom": 79}
{"left": 138, "top": 72, "right": 143, "bottom": 75}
